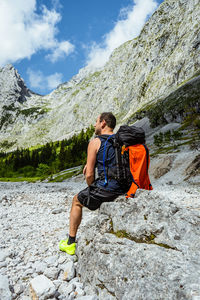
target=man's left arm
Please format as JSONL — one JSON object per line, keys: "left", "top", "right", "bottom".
{"left": 85, "top": 138, "right": 100, "bottom": 186}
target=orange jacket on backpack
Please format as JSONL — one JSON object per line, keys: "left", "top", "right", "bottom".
{"left": 124, "top": 144, "right": 153, "bottom": 198}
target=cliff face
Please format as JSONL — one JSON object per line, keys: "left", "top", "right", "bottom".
{"left": 0, "top": 0, "right": 199, "bottom": 150}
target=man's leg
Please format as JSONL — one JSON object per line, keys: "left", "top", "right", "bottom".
{"left": 59, "top": 194, "right": 83, "bottom": 255}
{"left": 69, "top": 194, "right": 83, "bottom": 238}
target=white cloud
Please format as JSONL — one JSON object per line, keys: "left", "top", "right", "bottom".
{"left": 0, "top": 0, "right": 75, "bottom": 66}
{"left": 86, "top": 0, "right": 158, "bottom": 69}
{"left": 46, "top": 40, "right": 75, "bottom": 63}
{"left": 46, "top": 72, "right": 63, "bottom": 89}
{"left": 27, "top": 69, "right": 63, "bottom": 91}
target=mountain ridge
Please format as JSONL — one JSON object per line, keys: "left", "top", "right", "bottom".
{"left": 0, "top": 0, "right": 199, "bottom": 151}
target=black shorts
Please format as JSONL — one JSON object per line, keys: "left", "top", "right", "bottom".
{"left": 77, "top": 181, "right": 124, "bottom": 211}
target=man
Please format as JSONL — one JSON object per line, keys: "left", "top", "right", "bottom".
{"left": 59, "top": 112, "right": 126, "bottom": 255}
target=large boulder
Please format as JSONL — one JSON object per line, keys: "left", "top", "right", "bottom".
{"left": 76, "top": 191, "right": 200, "bottom": 299}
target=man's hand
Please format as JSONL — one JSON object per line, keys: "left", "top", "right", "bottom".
{"left": 85, "top": 138, "right": 100, "bottom": 186}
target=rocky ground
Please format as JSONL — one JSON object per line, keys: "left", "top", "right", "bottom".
{"left": 0, "top": 148, "right": 200, "bottom": 300}
{"left": 0, "top": 178, "right": 99, "bottom": 300}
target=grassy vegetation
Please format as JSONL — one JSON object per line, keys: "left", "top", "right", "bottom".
{"left": 71, "top": 90, "right": 80, "bottom": 97}
{"left": 110, "top": 229, "right": 177, "bottom": 250}
{"left": 0, "top": 177, "right": 42, "bottom": 182}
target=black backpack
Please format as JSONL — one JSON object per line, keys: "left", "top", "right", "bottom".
{"left": 101, "top": 125, "right": 146, "bottom": 191}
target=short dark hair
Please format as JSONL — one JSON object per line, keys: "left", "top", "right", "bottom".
{"left": 99, "top": 112, "right": 116, "bottom": 129}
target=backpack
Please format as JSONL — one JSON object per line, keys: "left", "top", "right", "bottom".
{"left": 102, "top": 125, "right": 153, "bottom": 198}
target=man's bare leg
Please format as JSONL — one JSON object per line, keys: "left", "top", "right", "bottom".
{"left": 69, "top": 194, "right": 83, "bottom": 238}
{"left": 59, "top": 195, "right": 82, "bottom": 254}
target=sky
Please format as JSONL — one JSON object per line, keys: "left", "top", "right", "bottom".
{"left": 0, "top": 0, "right": 164, "bottom": 95}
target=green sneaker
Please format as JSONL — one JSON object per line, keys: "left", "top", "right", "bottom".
{"left": 59, "top": 239, "right": 76, "bottom": 255}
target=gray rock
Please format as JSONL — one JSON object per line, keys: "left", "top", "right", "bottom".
{"left": 63, "top": 261, "right": 76, "bottom": 281}
{"left": 76, "top": 296, "right": 99, "bottom": 300}
{"left": 14, "top": 283, "right": 24, "bottom": 295}
{"left": 24, "top": 268, "right": 34, "bottom": 276}
{"left": 58, "top": 256, "right": 68, "bottom": 265}
{"left": 0, "top": 261, "right": 7, "bottom": 268}
{"left": 52, "top": 208, "right": 65, "bottom": 214}
{"left": 44, "top": 256, "right": 58, "bottom": 267}
{"left": 69, "top": 277, "right": 79, "bottom": 285}
{"left": 34, "top": 261, "right": 47, "bottom": 274}
{"left": 74, "top": 282, "right": 84, "bottom": 289}
{"left": 30, "top": 275, "right": 56, "bottom": 300}
{"left": 0, "top": 250, "right": 10, "bottom": 262}
{"left": 75, "top": 287, "right": 85, "bottom": 297}
{"left": 44, "top": 267, "right": 59, "bottom": 280}
{"left": 58, "top": 283, "right": 75, "bottom": 296}
{"left": 53, "top": 279, "right": 62, "bottom": 289}
{"left": 0, "top": 275, "right": 11, "bottom": 300}
{"left": 76, "top": 192, "right": 200, "bottom": 300}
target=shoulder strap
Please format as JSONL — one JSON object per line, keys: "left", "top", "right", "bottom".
{"left": 142, "top": 144, "right": 149, "bottom": 173}
{"left": 103, "top": 134, "right": 115, "bottom": 186}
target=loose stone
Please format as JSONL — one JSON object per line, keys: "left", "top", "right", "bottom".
{"left": 30, "top": 275, "right": 56, "bottom": 300}
{"left": 63, "top": 261, "right": 76, "bottom": 281}
{"left": 0, "top": 274, "right": 12, "bottom": 300}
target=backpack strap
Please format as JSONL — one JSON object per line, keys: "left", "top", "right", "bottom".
{"left": 142, "top": 144, "right": 149, "bottom": 173}
{"left": 102, "top": 134, "right": 115, "bottom": 186}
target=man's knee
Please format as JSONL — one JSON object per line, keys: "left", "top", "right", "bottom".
{"left": 72, "top": 194, "right": 83, "bottom": 208}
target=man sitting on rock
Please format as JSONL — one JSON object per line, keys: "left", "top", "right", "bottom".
{"left": 59, "top": 112, "right": 127, "bottom": 255}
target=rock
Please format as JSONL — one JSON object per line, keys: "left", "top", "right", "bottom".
{"left": 185, "top": 154, "right": 200, "bottom": 179}
{"left": 0, "top": 261, "right": 7, "bottom": 268}
{"left": 14, "top": 283, "right": 24, "bottom": 295}
{"left": 74, "top": 282, "right": 84, "bottom": 289}
{"left": 76, "top": 296, "right": 99, "bottom": 300}
{"left": 58, "top": 256, "right": 67, "bottom": 265}
{"left": 34, "top": 261, "right": 48, "bottom": 274}
{"left": 76, "top": 192, "right": 200, "bottom": 299}
{"left": 75, "top": 287, "right": 85, "bottom": 297}
{"left": 0, "top": 250, "right": 10, "bottom": 262}
{"left": 58, "top": 283, "right": 75, "bottom": 296}
{"left": 53, "top": 280, "right": 62, "bottom": 289}
{"left": 69, "top": 277, "right": 79, "bottom": 285}
{"left": 44, "top": 267, "right": 59, "bottom": 280}
{"left": 0, "top": 275, "right": 12, "bottom": 300}
{"left": 63, "top": 261, "right": 76, "bottom": 281}
{"left": 52, "top": 208, "right": 65, "bottom": 214}
{"left": 152, "top": 155, "right": 175, "bottom": 179}
{"left": 30, "top": 275, "right": 56, "bottom": 300}
{"left": 44, "top": 256, "right": 58, "bottom": 267}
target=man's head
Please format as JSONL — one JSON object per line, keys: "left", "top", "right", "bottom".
{"left": 94, "top": 112, "right": 116, "bottom": 135}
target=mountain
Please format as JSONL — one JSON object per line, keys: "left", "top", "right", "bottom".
{"left": 0, "top": 0, "right": 199, "bottom": 151}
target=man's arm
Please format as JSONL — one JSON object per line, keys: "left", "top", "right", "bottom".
{"left": 85, "top": 138, "right": 100, "bottom": 186}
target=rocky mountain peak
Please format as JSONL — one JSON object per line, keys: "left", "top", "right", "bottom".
{"left": 0, "top": 64, "right": 31, "bottom": 106}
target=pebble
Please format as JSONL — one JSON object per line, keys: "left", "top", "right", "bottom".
{"left": 52, "top": 208, "right": 65, "bottom": 214}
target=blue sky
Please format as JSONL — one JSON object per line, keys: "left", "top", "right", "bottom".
{"left": 0, "top": 0, "right": 164, "bottom": 95}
